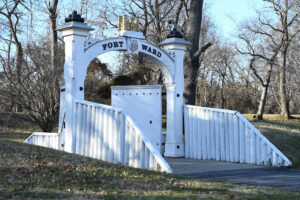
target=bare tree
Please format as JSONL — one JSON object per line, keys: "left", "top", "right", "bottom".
{"left": 0, "top": 0, "right": 63, "bottom": 131}
{"left": 237, "top": 20, "right": 282, "bottom": 120}
{"left": 0, "top": 0, "right": 28, "bottom": 111}
{"left": 262, "top": 0, "right": 300, "bottom": 118}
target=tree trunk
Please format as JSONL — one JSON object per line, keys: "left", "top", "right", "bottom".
{"left": 279, "top": 50, "right": 291, "bottom": 119}
{"left": 7, "top": 12, "right": 23, "bottom": 112}
{"left": 15, "top": 42, "right": 23, "bottom": 112}
{"left": 255, "top": 63, "right": 273, "bottom": 120}
{"left": 278, "top": 0, "right": 291, "bottom": 119}
{"left": 256, "top": 85, "right": 268, "bottom": 120}
{"left": 183, "top": 0, "right": 204, "bottom": 105}
{"left": 49, "top": 0, "right": 58, "bottom": 73}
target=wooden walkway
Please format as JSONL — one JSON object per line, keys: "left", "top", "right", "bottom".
{"left": 166, "top": 158, "right": 300, "bottom": 192}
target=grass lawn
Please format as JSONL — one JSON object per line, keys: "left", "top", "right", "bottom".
{"left": 0, "top": 112, "right": 300, "bottom": 199}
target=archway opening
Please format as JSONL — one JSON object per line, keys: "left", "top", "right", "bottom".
{"left": 84, "top": 51, "right": 168, "bottom": 130}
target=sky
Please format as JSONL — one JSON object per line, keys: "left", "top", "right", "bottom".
{"left": 206, "top": 0, "right": 263, "bottom": 39}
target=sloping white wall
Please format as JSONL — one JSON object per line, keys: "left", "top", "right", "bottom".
{"left": 184, "top": 105, "right": 292, "bottom": 167}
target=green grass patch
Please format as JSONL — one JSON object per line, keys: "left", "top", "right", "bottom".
{"left": 244, "top": 114, "right": 300, "bottom": 134}
{"left": 0, "top": 112, "right": 299, "bottom": 199}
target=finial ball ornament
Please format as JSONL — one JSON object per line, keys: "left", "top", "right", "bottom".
{"left": 65, "top": 10, "right": 85, "bottom": 23}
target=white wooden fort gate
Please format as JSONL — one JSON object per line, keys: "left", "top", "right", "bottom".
{"left": 25, "top": 11, "right": 291, "bottom": 172}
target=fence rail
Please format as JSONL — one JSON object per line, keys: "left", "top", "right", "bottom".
{"left": 71, "top": 100, "right": 172, "bottom": 173}
{"left": 24, "top": 132, "right": 60, "bottom": 150}
{"left": 184, "top": 105, "right": 292, "bottom": 167}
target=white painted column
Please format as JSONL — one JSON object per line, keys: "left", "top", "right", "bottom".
{"left": 160, "top": 36, "right": 190, "bottom": 157}
{"left": 57, "top": 21, "right": 94, "bottom": 153}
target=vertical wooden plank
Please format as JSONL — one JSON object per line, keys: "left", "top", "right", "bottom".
{"left": 184, "top": 106, "right": 189, "bottom": 158}
{"left": 202, "top": 109, "right": 207, "bottom": 159}
{"left": 225, "top": 113, "right": 230, "bottom": 161}
{"left": 261, "top": 142, "right": 267, "bottom": 165}
{"left": 220, "top": 112, "right": 225, "bottom": 161}
{"left": 94, "top": 108, "right": 100, "bottom": 159}
{"left": 255, "top": 136, "right": 260, "bottom": 165}
{"left": 272, "top": 151, "right": 277, "bottom": 166}
{"left": 206, "top": 110, "right": 211, "bottom": 160}
{"left": 250, "top": 130, "right": 256, "bottom": 164}
{"left": 140, "top": 137, "right": 145, "bottom": 168}
{"left": 128, "top": 125, "right": 135, "bottom": 167}
{"left": 215, "top": 112, "right": 220, "bottom": 161}
{"left": 48, "top": 136, "right": 51, "bottom": 148}
{"left": 80, "top": 104, "right": 87, "bottom": 156}
{"left": 134, "top": 131, "right": 140, "bottom": 168}
{"left": 145, "top": 148, "right": 150, "bottom": 169}
{"left": 98, "top": 108, "right": 104, "bottom": 160}
{"left": 189, "top": 108, "right": 194, "bottom": 158}
{"left": 192, "top": 108, "right": 198, "bottom": 159}
{"left": 149, "top": 154, "right": 154, "bottom": 170}
{"left": 49, "top": 136, "right": 51, "bottom": 148}
{"left": 256, "top": 136, "right": 261, "bottom": 165}
{"left": 37, "top": 136, "right": 39, "bottom": 145}
{"left": 119, "top": 113, "right": 125, "bottom": 164}
{"left": 233, "top": 115, "right": 239, "bottom": 162}
{"left": 85, "top": 105, "right": 91, "bottom": 157}
{"left": 71, "top": 103, "right": 77, "bottom": 153}
{"left": 188, "top": 107, "right": 193, "bottom": 158}
{"left": 229, "top": 114, "right": 234, "bottom": 162}
{"left": 113, "top": 111, "right": 120, "bottom": 163}
{"left": 124, "top": 120, "right": 129, "bottom": 165}
{"left": 239, "top": 120, "right": 245, "bottom": 163}
{"left": 102, "top": 109, "right": 108, "bottom": 161}
{"left": 45, "top": 136, "right": 48, "bottom": 147}
{"left": 245, "top": 126, "right": 250, "bottom": 163}
{"left": 75, "top": 103, "right": 82, "bottom": 154}
{"left": 108, "top": 110, "right": 114, "bottom": 162}
{"left": 197, "top": 108, "right": 202, "bottom": 159}
{"left": 90, "top": 106, "right": 96, "bottom": 158}
{"left": 277, "top": 157, "right": 283, "bottom": 167}
{"left": 210, "top": 111, "right": 216, "bottom": 160}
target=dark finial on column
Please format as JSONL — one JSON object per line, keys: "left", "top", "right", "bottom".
{"left": 65, "top": 10, "right": 85, "bottom": 23}
{"left": 166, "top": 28, "right": 183, "bottom": 38}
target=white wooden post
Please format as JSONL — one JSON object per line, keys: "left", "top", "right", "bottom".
{"left": 160, "top": 31, "right": 190, "bottom": 157}
{"left": 57, "top": 17, "right": 94, "bottom": 153}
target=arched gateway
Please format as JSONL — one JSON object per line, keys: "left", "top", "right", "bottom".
{"left": 25, "top": 12, "right": 291, "bottom": 172}
{"left": 57, "top": 12, "right": 190, "bottom": 158}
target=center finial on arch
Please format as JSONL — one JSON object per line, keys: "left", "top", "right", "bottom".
{"left": 118, "top": 15, "right": 139, "bottom": 32}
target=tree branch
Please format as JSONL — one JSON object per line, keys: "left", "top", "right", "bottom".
{"left": 193, "top": 42, "right": 212, "bottom": 57}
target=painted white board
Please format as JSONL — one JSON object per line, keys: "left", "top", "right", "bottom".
{"left": 111, "top": 85, "right": 162, "bottom": 152}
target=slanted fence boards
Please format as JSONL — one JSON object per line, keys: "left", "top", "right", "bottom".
{"left": 24, "top": 132, "right": 59, "bottom": 150}
{"left": 184, "top": 105, "right": 292, "bottom": 167}
{"left": 71, "top": 100, "right": 172, "bottom": 173}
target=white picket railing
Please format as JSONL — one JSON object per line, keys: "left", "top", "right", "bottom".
{"left": 184, "top": 105, "right": 292, "bottom": 167}
{"left": 72, "top": 100, "right": 172, "bottom": 173}
{"left": 24, "top": 132, "right": 60, "bottom": 150}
